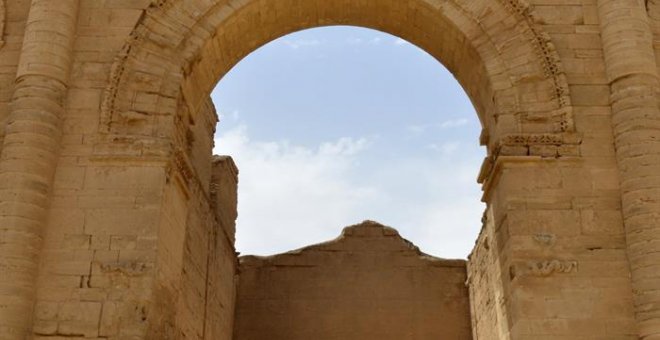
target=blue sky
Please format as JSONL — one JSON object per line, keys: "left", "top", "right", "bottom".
{"left": 211, "top": 26, "right": 486, "bottom": 259}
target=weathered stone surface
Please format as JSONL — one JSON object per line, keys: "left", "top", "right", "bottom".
{"left": 0, "top": 0, "right": 657, "bottom": 339}
{"left": 234, "top": 221, "right": 472, "bottom": 340}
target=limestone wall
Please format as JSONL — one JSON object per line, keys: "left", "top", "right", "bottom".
{"left": 468, "top": 209, "right": 511, "bottom": 340}
{"left": 1, "top": 0, "right": 659, "bottom": 339}
{"left": 148, "top": 104, "right": 238, "bottom": 339}
{"left": 234, "top": 221, "right": 473, "bottom": 340}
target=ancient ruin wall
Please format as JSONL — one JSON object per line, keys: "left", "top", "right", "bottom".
{"left": 0, "top": 0, "right": 658, "bottom": 339}
{"left": 468, "top": 208, "right": 511, "bottom": 340}
{"left": 147, "top": 101, "right": 238, "bottom": 339}
{"left": 170, "top": 156, "right": 238, "bottom": 339}
{"left": 233, "top": 221, "right": 473, "bottom": 340}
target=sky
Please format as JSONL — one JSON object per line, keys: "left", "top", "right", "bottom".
{"left": 211, "top": 26, "right": 486, "bottom": 259}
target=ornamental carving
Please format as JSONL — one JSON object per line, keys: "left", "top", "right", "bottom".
{"left": 529, "top": 260, "right": 578, "bottom": 276}
{"left": 502, "top": 133, "right": 564, "bottom": 146}
{"left": 100, "top": 0, "right": 572, "bottom": 139}
{"left": 100, "top": 24, "right": 149, "bottom": 133}
{"left": 510, "top": 260, "right": 578, "bottom": 279}
{"left": 172, "top": 149, "right": 194, "bottom": 185}
{"left": 498, "top": 0, "right": 570, "bottom": 109}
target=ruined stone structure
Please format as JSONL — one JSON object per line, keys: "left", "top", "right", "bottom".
{"left": 234, "top": 221, "right": 473, "bottom": 340}
{"left": 1, "top": 0, "right": 660, "bottom": 339}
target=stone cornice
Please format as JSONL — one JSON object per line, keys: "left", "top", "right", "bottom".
{"left": 478, "top": 132, "right": 582, "bottom": 202}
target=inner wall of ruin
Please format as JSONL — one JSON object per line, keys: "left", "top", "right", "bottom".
{"left": 234, "top": 222, "right": 472, "bottom": 340}
{"left": 0, "top": 0, "right": 660, "bottom": 339}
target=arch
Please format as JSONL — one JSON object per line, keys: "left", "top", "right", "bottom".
{"left": 100, "top": 0, "right": 575, "bottom": 161}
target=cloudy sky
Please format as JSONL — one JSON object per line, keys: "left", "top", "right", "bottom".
{"left": 211, "top": 26, "right": 486, "bottom": 259}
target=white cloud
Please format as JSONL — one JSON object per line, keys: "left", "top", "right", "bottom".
{"left": 406, "top": 118, "right": 470, "bottom": 136}
{"left": 345, "top": 36, "right": 382, "bottom": 46}
{"left": 213, "top": 125, "right": 484, "bottom": 259}
{"left": 218, "top": 109, "right": 240, "bottom": 122}
{"left": 214, "top": 126, "right": 383, "bottom": 255}
{"left": 283, "top": 39, "right": 322, "bottom": 49}
{"left": 394, "top": 38, "right": 410, "bottom": 46}
{"left": 407, "top": 196, "right": 484, "bottom": 257}
{"left": 440, "top": 118, "right": 469, "bottom": 128}
{"left": 428, "top": 141, "right": 461, "bottom": 156}
{"left": 406, "top": 124, "right": 428, "bottom": 135}
{"left": 369, "top": 37, "right": 382, "bottom": 45}
{"left": 319, "top": 137, "right": 372, "bottom": 156}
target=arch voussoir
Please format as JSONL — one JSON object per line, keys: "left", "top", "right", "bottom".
{"left": 102, "top": 0, "right": 571, "bottom": 151}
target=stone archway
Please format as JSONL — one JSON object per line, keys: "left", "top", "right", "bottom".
{"left": 91, "top": 1, "right": 585, "bottom": 338}
{"left": 2, "top": 0, "right": 651, "bottom": 339}
{"left": 101, "top": 0, "right": 575, "bottom": 156}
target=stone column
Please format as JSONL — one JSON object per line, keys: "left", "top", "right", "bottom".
{"left": 0, "top": 0, "right": 79, "bottom": 337}
{"left": 598, "top": 1, "right": 660, "bottom": 338}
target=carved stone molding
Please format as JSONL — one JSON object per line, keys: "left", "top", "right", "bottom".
{"left": 100, "top": 24, "right": 148, "bottom": 133}
{"left": 477, "top": 131, "right": 582, "bottom": 203}
{"left": 160, "top": 148, "right": 194, "bottom": 200}
{"left": 496, "top": 0, "right": 574, "bottom": 135}
{"left": 498, "top": 0, "right": 571, "bottom": 110}
{"left": 100, "top": 0, "right": 573, "bottom": 139}
{"left": 478, "top": 132, "right": 582, "bottom": 186}
{"left": 99, "top": 261, "right": 153, "bottom": 277}
{"left": 510, "top": 259, "right": 578, "bottom": 279}
{"left": 501, "top": 133, "right": 564, "bottom": 146}
{"left": 172, "top": 149, "right": 194, "bottom": 185}
{"left": 498, "top": 132, "right": 581, "bottom": 157}
{"left": 168, "top": 148, "right": 220, "bottom": 207}
{"left": 533, "top": 233, "right": 556, "bottom": 246}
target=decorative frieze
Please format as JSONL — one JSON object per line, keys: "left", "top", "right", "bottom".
{"left": 498, "top": 0, "right": 571, "bottom": 110}
{"left": 101, "top": 0, "right": 573, "bottom": 141}
{"left": 478, "top": 132, "right": 582, "bottom": 188}
{"left": 533, "top": 233, "right": 556, "bottom": 246}
{"left": 510, "top": 260, "right": 578, "bottom": 279}
{"left": 501, "top": 133, "right": 564, "bottom": 146}
{"left": 100, "top": 261, "right": 152, "bottom": 277}
{"left": 172, "top": 149, "right": 194, "bottom": 185}
{"left": 499, "top": 132, "right": 581, "bottom": 157}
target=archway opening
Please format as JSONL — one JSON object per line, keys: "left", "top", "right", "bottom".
{"left": 211, "top": 26, "right": 486, "bottom": 259}
{"left": 91, "top": 1, "right": 576, "bottom": 337}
